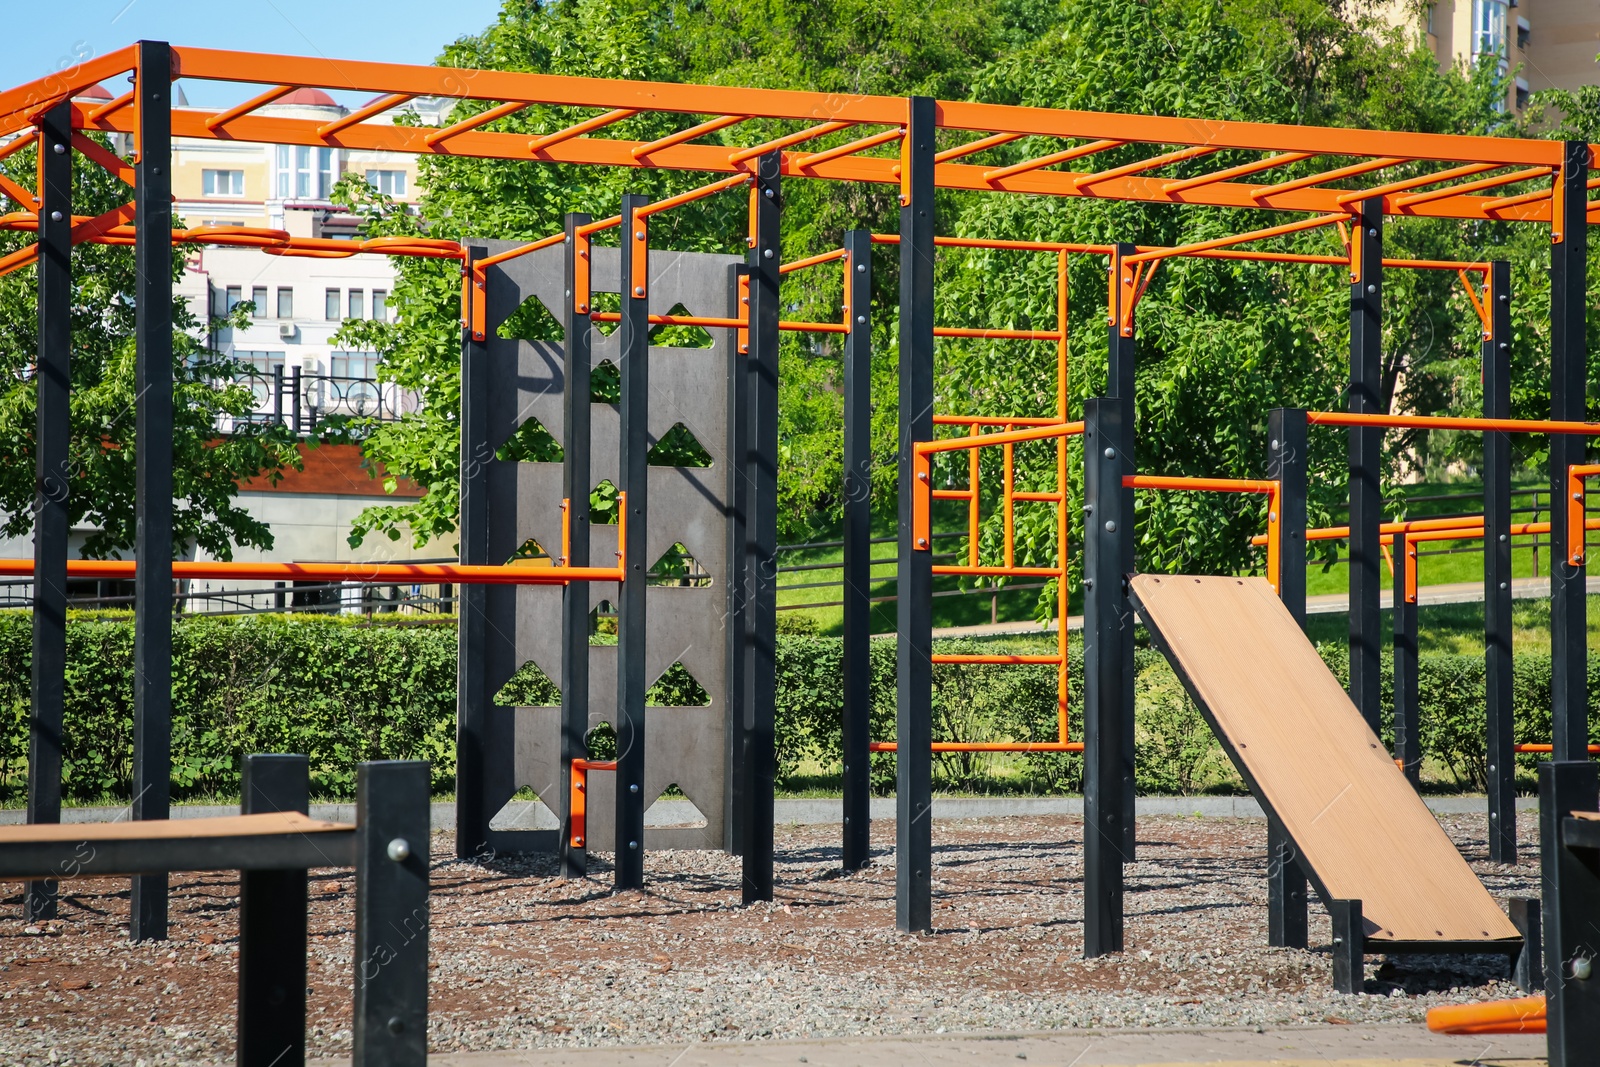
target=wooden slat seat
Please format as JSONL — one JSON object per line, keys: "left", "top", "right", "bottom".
{"left": 1130, "top": 574, "right": 1521, "bottom": 945}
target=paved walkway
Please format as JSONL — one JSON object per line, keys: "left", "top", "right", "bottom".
{"left": 334, "top": 1025, "right": 1543, "bottom": 1066}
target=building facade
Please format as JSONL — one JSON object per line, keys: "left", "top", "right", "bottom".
{"left": 1392, "top": 0, "right": 1599, "bottom": 112}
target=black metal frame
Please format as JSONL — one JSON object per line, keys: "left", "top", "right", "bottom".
{"left": 1267, "top": 407, "right": 1309, "bottom": 949}
{"left": 841, "top": 227, "right": 873, "bottom": 874}
{"left": 741, "top": 153, "right": 782, "bottom": 903}
{"left": 456, "top": 244, "right": 493, "bottom": 860}
{"left": 1083, "top": 396, "right": 1131, "bottom": 957}
{"left": 1108, "top": 245, "right": 1138, "bottom": 861}
{"left": 1392, "top": 529, "right": 1421, "bottom": 788}
{"left": 560, "top": 213, "right": 593, "bottom": 879}
{"left": 1484, "top": 259, "right": 1517, "bottom": 863}
{"left": 26, "top": 99, "right": 71, "bottom": 923}
{"left": 1347, "top": 198, "right": 1383, "bottom": 738}
{"left": 896, "top": 96, "right": 936, "bottom": 934}
{"left": 239, "top": 754, "right": 311, "bottom": 1067}
{"left": 1541, "top": 760, "right": 1600, "bottom": 1065}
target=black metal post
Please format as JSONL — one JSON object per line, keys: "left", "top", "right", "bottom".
{"left": 1484, "top": 259, "right": 1516, "bottom": 863}
{"left": 1108, "top": 244, "right": 1137, "bottom": 860}
{"left": 130, "top": 39, "right": 174, "bottom": 943}
{"left": 560, "top": 214, "right": 592, "bottom": 878}
{"left": 615, "top": 193, "right": 650, "bottom": 891}
{"left": 1539, "top": 760, "right": 1600, "bottom": 1064}
{"left": 1549, "top": 143, "right": 1589, "bottom": 764}
{"left": 896, "top": 97, "right": 936, "bottom": 934}
{"left": 725, "top": 259, "right": 749, "bottom": 857}
{"left": 238, "top": 753, "right": 310, "bottom": 1067}
{"left": 1084, "top": 396, "right": 1130, "bottom": 958}
{"left": 352, "top": 760, "right": 430, "bottom": 1067}
{"left": 1266, "top": 408, "right": 1308, "bottom": 948}
{"left": 1393, "top": 531, "right": 1420, "bottom": 788}
{"left": 456, "top": 245, "right": 492, "bottom": 860}
{"left": 290, "top": 365, "right": 302, "bottom": 436}
{"left": 741, "top": 154, "right": 781, "bottom": 904}
{"left": 841, "top": 228, "right": 873, "bottom": 873}
{"left": 26, "top": 100, "right": 72, "bottom": 923}
{"left": 1348, "top": 199, "right": 1383, "bottom": 737}
{"left": 1329, "top": 898, "right": 1366, "bottom": 994}
{"left": 272, "top": 365, "right": 284, "bottom": 426}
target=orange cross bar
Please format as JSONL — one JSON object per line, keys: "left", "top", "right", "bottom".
{"left": 632, "top": 115, "right": 745, "bottom": 158}
{"left": 1307, "top": 411, "right": 1600, "bottom": 435}
{"left": 1162, "top": 152, "right": 1314, "bottom": 194}
{"left": 1124, "top": 214, "right": 1347, "bottom": 265}
{"left": 1074, "top": 144, "right": 1218, "bottom": 190}
{"left": 794, "top": 127, "right": 904, "bottom": 170}
{"left": 528, "top": 108, "right": 638, "bottom": 153}
{"left": 1392, "top": 166, "right": 1554, "bottom": 210}
{"left": 204, "top": 85, "right": 295, "bottom": 131}
{"left": 318, "top": 93, "right": 413, "bottom": 139}
{"left": 1250, "top": 157, "right": 1408, "bottom": 199}
{"left": 983, "top": 139, "right": 1123, "bottom": 183}
{"left": 424, "top": 100, "right": 529, "bottom": 147}
{"left": 727, "top": 120, "right": 853, "bottom": 165}
{"left": 934, "top": 132, "right": 1024, "bottom": 164}
{"left": 1334, "top": 162, "right": 1501, "bottom": 206}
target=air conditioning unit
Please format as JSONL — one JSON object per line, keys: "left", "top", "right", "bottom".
{"left": 278, "top": 322, "right": 298, "bottom": 341}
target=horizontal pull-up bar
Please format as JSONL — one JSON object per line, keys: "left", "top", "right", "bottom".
{"left": 1307, "top": 412, "right": 1600, "bottom": 435}
{"left": 1125, "top": 475, "right": 1282, "bottom": 590}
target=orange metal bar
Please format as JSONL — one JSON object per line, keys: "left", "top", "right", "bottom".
{"left": 529, "top": 108, "right": 638, "bottom": 153}
{"left": 933, "top": 565, "right": 1062, "bottom": 577}
{"left": 1250, "top": 157, "right": 1408, "bottom": 199}
{"left": 728, "top": 120, "right": 853, "bottom": 165}
{"left": 424, "top": 100, "right": 529, "bottom": 147}
{"left": 1566, "top": 463, "right": 1600, "bottom": 566}
{"left": 916, "top": 421, "right": 1085, "bottom": 456}
{"left": 469, "top": 231, "right": 568, "bottom": 339}
{"left": 1003, "top": 433, "right": 1015, "bottom": 569}
{"left": 932, "top": 654, "right": 1062, "bottom": 665}
{"left": 1392, "top": 166, "right": 1554, "bottom": 209}
{"left": 0, "top": 131, "right": 35, "bottom": 165}
{"left": 870, "top": 234, "right": 1113, "bottom": 254}
{"left": 935, "top": 132, "right": 1024, "bottom": 164}
{"left": 634, "top": 172, "right": 752, "bottom": 217}
{"left": 1458, "top": 269, "right": 1491, "bottom": 338}
{"left": 576, "top": 214, "right": 623, "bottom": 237}
{"left": 203, "top": 85, "right": 296, "bottom": 131}
{"left": 934, "top": 415, "right": 1061, "bottom": 426}
{"left": 1162, "top": 151, "right": 1314, "bottom": 194}
{"left": 1484, "top": 174, "right": 1600, "bottom": 212}
{"left": 1513, "top": 743, "right": 1600, "bottom": 754}
{"left": 1126, "top": 476, "right": 1281, "bottom": 589}
{"left": 1307, "top": 411, "right": 1600, "bottom": 436}
{"left": 934, "top": 326, "right": 1061, "bottom": 341}
{"left": 632, "top": 114, "right": 744, "bottom": 158}
{"left": 872, "top": 742, "right": 1084, "bottom": 753}
{"left": 70, "top": 133, "right": 136, "bottom": 187}
{"left": 1427, "top": 997, "right": 1546, "bottom": 1036}
{"left": 318, "top": 93, "right": 413, "bottom": 139}
{"left": 1074, "top": 144, "right": 1218, "bottom": 190}
{"left": 1123, "top": 213, "right": 1347, "bottom": 265}
{"left": 1333, "top": 162, "right": 1501, "bottom": 206}
{"left": 779, "top": 247, "right": 847, "bottom": 274}
{"left": 568, "top": 758, "right": 618, "bottom": 849}
{"left": 983, "top": 139, "right": 1123, "bottom": 183}
{"left": 0, "top": 559, "right": 624, "bottom": 585}
{"left": 0, "top": 172, "right": 37, "bottom": 212}
{"left": 85, "top": 90, "right": 135, "bottom": 126}
{"left": 588, "top": 310, "right": 846, "bottom": 334}
{"left": 968, "top": 424, "right": 981, "bottom": 567}
{"left": 794, "top": 127, "right": 904, "bottom": 170}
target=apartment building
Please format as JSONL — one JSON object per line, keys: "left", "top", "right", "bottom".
{"left": 1391, "top": 0, "right": 1599, "bottom": 112}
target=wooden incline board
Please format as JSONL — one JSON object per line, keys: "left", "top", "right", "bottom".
{"left": 1129, "top": 573, "right": 1519, "bottom": 944}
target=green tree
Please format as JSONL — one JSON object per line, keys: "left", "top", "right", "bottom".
{"left": 0, "top": 136, "right": 300, "bottom": 560}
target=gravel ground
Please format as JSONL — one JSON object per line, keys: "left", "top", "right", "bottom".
{"left": 0, "top": 811, "right": 1540, "bottom": 1065}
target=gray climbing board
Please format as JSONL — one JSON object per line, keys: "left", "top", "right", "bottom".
{"left": 471, "top": 238, "right": 740, "bottom": 853}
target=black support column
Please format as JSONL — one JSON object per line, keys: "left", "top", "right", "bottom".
{"left": 1393, "top": 531, "right": 1420, "bottom": 788}
{"left": 1484, "top": 259, "right": 1517, "bottom": 863}
{"left": 615, "top": 193, "right": 650, "bottom": 891}
{"left": 896, "top": 97, "right": 936, "bottom": 934}
{"left": 1348, "top": 199, "right": 1383, "bottom": 737}
{"left": 130, "top": 39, "right": 174, "bottom": 942}
{"left": 1084, "top": 396, "right": 1130, "bottom": 957}
{"left": 741, "top": 154, "right": 781, "bottom": 903}
{"left": 1266, "top": 408, "right": 1308, "bottom": 948}
{"left": 841, "top": 228, "right": 873, "bottom": 873}
{"left": 725, "top": 261, "right": 749, "bottom": 856}
{"left": 456, "top": 244, "right": 491, "bottom": 860}
{"left": 1107, "top": 244, "right": 1137, "bottom": 860}
{"left": 1539, "top": 760, "right": 1600, "bottom": 1064}
{"left": 560, "top": 214, "right": 593, "bottom": 878}
{"left": 1549, "top": 143, "right": 1589, "bottom": 765}
{"left": 26, "top": 100, "right": 72, "bottom": 923}
{"left": 238, "top": 754, "right": 310, "bottom": 1067}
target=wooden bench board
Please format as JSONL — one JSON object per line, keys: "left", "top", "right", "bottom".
{"left": 1130, "top": 573, "right": 1520, "bottom": 944}
{"left": 0, "top": 811, "right": 351, "bottom": 845}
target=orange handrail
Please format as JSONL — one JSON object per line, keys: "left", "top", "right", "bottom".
{"left": 1124, "top": 475, "right": 1282, "bottom": 592}
{"left": 1308, "top": 411, "right": 1600, "bottom": 436}
{"left": 1426, "top": 995, "right": 1545, "bottom": 1035}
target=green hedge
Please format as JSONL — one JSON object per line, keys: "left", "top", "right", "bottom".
{"left": 1, "top": 612, "right": 1596, "bottom": 801}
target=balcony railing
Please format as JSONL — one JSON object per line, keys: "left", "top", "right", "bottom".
{"left": 217, "top": 367, "right": 418, "bottom": 435}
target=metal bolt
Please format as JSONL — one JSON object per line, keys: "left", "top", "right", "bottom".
{"left": 630, "top": 783, "right": 639, "bottom": 793}
{"left": 387, "top": 1017, "right": 405, "bottom": 1035}
{"left": 574, "top": 836, "right": 584, "bottom": 847}
{"left": 1573, "top": 955, "right": 1593, "bottom": 980}
{"left": 1104, "top": 520, "right": 1117, "bottom": 533}
{"left": 917, "top": 471, "right": 928, "bottom": 482}
{"left": 1268, "top": 511, "right": 1278, "bottom": 522}
{"left": 1499, "top": 342, "right": 1508, "bottom": 350}
{"left": 1499, "top": 293, "right": 1508, "bottom": 302}
{"left": 1103, "top": 447, "right": 1114, "bottom": 459}
{"left": 635, "top": 230, "right": 644, "bottom": 240}
{"left": 1367, "top": 228, "right": 1376, "bottom": 237}
{"left": 565, "top": 289, "right": 573, "bottom": 298}
{"left": 764, "top": 188, "right": 774, "bottom": 198}
{"left": 386, "top": 838, "right": 411, "bottom": 862}
{"left": 52, "top": 143, "right": 65, "bottom": 154}
{"left": 1366, "top": 284, "right": 1376, "bottom": 294}
{"left": 916, "top": 538, "right": 928, "bottom": 548}
{"left": 579, "top": 303, "right": 589, "bottom": 313}
{"left": 763, "top": 249, "right": 774, "bottom": 259}
{"left": 629, "top": 840, "right": 639, "bottom": 850}
{"left": 1270, "top": 439, "right": 1279, "bottom": 450}
{"left": 1500, "top": 581, "right": 1508, "bottom": 590}
{"left": 50, "top": 211, "right": 62, "bottom": 221}
{"left": 576, "top": 781, "right": 585, "bottom": 792}
{"left": 856, "top": 315, "right": 866, "bottom": 324}
{"left": 857, "top": 263, "right": 866, "bottom": 273}
{"left": 1575, "top": 493, "right": 1584, "bottom": 502}
{"left": 634, "top": 286, "right": 644, "bottom": 296}
{"left": 1499, "top": 534, "right": 1508, "bottom": 542}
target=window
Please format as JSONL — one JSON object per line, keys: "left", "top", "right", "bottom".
{"left": 251, "top": 286, "right": 267, "bottom": 318}
{"left": 1516, "top": 78, "right": 1530, "bottom": 110}
{"left": 331, "top": 351, "right": 380, "bottom": 379}
{"left": 277, "top": 287, "right": 294, "bottom": 318}
{"left": 1516, "top": 18, "right": 1530, "bottom": 50}
{"left": 1426, "top": 3, "right": 1434, "bottom": 34}
{"left": 234, "top": 350, "right": 286, "bottom": 375}
{"left": 365, "top": 169, "right": 406, "bottom": 196}
{"left": 325, "top": 289, "right": 340, "bottom": 320}
{"left": 203, "top": 169, "right": 245, "bottom": 197}
{"left": 225, "top": 285, "right": 242, "bottom": 313}
{"left": 276, "top": 145, "right": 336, "bottom": 200}
{"left": 348, "top": 290, "right": 365, "bottom": 320}
{"left": 372, "top": 289, "right": 387, "bottom": 322}
{"left": 1472, "top": 0, "right": 1510, "bottom": 72}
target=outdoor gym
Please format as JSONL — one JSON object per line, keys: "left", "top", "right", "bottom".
{"left": 0, "top": 28, "right": 1597, "bottom": 1067}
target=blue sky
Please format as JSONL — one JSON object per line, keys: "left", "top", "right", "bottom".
{"left": 3, "top": 0, "right": 507, "bottom": 106}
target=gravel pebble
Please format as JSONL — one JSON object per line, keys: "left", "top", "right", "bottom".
{"left": 0, "top": 810, "right": 1538, "bottom": 1063}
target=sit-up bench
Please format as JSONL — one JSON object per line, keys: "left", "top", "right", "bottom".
{"left": 0, "top": 755, "right": 429, "bottom": 1067}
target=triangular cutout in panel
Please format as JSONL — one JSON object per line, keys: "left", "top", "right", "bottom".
{"left": 589, "top": 600, "right": 617, "bottom": 645}
{"left": 647, "top": 543, "right": 712, "bottom": 587}
{"left": 497, "top": 417, "right": 563, "bottom": 463}
{"left": 505, "top": 536, "right": 554, "bottom": 565}
{"left": 497, "top": 295, "right": 563, "bottom": 343}
{"left": 585, "top": 720, "right": 617, "bottom": 760}
{"left": 489, "top": 793, "right": 560, "bottom": 831}
{"left": 590, "top": 359, "right": 621, "bottom": 403}
{"left": 590, "top": 479, "right": 620, "bottom": 525}
{"left": 589, "top": 291, "right": 620, "bottom": 337}
{"left": 644, "top": 785, "right": 708, "bottom": 829}
{"left": 648, "top": 304, "right": 713, "bottom": 349}
{"left": 647, "top": 660, "right": 710, "bottom": 707}
{"left": 496, "top": 658, "right": 560, "bottom": 706}
{"left": 647, "top": 422, "right": 713, "bottom": 468}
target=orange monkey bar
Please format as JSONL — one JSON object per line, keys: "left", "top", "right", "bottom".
{"left": 568, "top": 758, "right": 617, "bottom": 849}
{"left": 0, "top": 495, "right": 627, "bottom": 587}
{"left": 1124, "top": 475, "right": 1283, "bottom": 591}
{"left": 1426, "top": 995, "right": 1546, "bottom": 1035}
{"left": 1306, "top": 411, "right": 1600, "bottom": 436}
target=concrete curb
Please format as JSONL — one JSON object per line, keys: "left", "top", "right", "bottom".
{"left": 0, "top": 793, "right": 1532, "bottom": 833}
